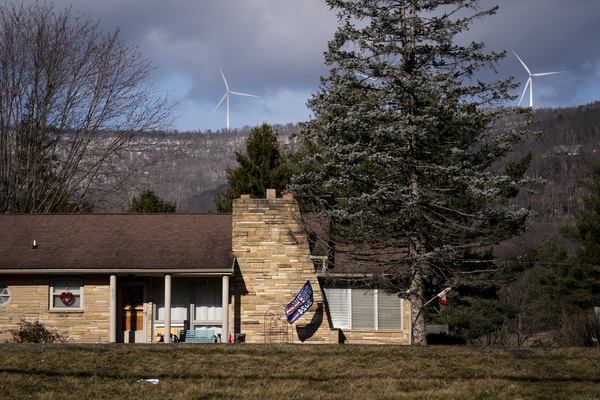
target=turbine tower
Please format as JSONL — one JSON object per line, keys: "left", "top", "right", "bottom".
{"left": 212, "top": 67, "right": 257, "bottom": 131}
{"left": 513, "top": 50, "right": 565, "bottom": 108}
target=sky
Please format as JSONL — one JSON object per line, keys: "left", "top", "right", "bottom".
{"left": 20, "top": 0, "right": 600, "bottom": 132}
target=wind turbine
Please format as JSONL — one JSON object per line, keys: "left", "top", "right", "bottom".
{"left": 513, "top": 50, "right": 565, "bottom": 108}
{"left": 212, "top": 67, "right": 258, "bottom": 131}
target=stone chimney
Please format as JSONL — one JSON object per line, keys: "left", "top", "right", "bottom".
{"left": 231, "top": 191, "right": 338, "bottom": 344}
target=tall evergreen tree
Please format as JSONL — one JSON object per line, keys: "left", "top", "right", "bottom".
{"left": 289, "top": 0, "right": 538, "bottom": 344}
{"left": 214, "top": 123, "right": 290, "bottom": 212}
{"left": 556, "top": 161, "right": 600, "bottom": 308}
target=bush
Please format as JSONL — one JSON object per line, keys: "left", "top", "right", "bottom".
{"left": 554, "top": 311, "right": 600, "bottom": 347}
{"left": 8, "top": 319, "right": 67, "bottom": 343}
{"left": 127, "top": 189, "right": 177, "bottom": 213}
{"left": 432, "top": 300, "right": 519, "bottom": 345}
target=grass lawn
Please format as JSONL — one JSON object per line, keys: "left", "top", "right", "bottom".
{"left": 0, "top": 344, "right": 599, "bottom": 399}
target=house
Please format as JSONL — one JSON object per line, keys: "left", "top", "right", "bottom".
{"left": 0, "top": 194, "right": 411, "bottom": 344}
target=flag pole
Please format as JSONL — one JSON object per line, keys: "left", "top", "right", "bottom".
{"left": 412, "top": 283, "right": 456, "bottom": 330}
{"left": 413, "top": 294, "right": 441, "bottom": 328}
{"left": 423, "top": 294, "right": 441, "bottom": 307}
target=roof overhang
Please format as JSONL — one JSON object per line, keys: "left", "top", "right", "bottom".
{"left": 0, "top": 256, "right": 237, "bottom": 277}
{"left": 0, "top": 268, "right": 235, "bottom": 277}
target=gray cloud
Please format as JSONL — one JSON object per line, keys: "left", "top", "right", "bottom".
{"left": 15, "top": 0, "right": 600, "bottom": 130}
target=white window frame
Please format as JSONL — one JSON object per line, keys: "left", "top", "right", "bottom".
{"left": 324, "top": 286, "right": 403, "bottom": 331}
{"left": 0, "top": 284, "right": 11, "bottom": 307}
{"left": 49, "top": 278, "right": 83, "bottom": 311}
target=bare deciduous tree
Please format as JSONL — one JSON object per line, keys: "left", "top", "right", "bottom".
{"left": 0, "top": 2, "right": 175, "bottom": 212}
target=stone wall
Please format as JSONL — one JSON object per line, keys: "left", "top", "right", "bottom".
{"left": 231, "top": 197, "right": 338, "bottom": 344}
{"left": 0, "top": 275, "right": 110, "bottom": 343}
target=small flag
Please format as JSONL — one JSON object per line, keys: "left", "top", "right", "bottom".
{"left": 437, "top": 282, "right": 456, "bottom": 306}
{"left": 285, "top": 280, "right": 314, "bottom": 324}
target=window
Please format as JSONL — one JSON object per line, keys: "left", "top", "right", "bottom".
{"left": 323, "top": 286, "right": 349, "bottom": 329}
{"left": 155, "top": 281, "right": 190, "bottom": 321}
{"left": 324, "top": 286, "right": 403, "bottom": 331}
{"left": 194, "top": 281, "right": 222, "bottom": 322}
{"left": 352, "top": 289, "right": 375, "bottom": 329}
{"left": 50, "top": 279, "right": 83, "bottom": 310}
{"left": 378, "top": 291, "right": 403, "bottom": 330}
{"left": 154, "top": 280, "right": 224, "bottom": 334}
{"left": 0, "top": 284, "right": 11, "bottom": 306}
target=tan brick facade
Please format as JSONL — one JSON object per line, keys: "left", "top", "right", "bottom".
{"left": 232, "top": 197, "right": 338, "bottom": 344}
{"left": 0, "top": 275, "right": 110, "bottom": 343}
{"left": 0, "top": 205, "right": 411, "bottom": 345}
{"left": 231, "top": 196, "right": 411, "bottom": 346}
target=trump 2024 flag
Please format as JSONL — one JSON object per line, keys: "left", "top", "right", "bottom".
{"left": 285, "top": 280, "right": 313, "bottom": 324}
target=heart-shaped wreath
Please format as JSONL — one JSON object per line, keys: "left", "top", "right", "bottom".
{"left": 60, "top": 291, "right": 74, "bottom": 305}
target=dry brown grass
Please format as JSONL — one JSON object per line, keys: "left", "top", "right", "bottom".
{"left": 0, "top": 344, "right": 599, "bottom": 399}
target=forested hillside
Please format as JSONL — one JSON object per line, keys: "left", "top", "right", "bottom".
{"left": 134, "top": 103, "right": 600, "bottom": 255}
{"left": 495, "top": 102, "right": 600, "bottom": 257}
{"left": 421, "top": 102, "right": 600, "bottom": 346}
{"left": 126, "top": 123, "right": 300, "bottom": 213}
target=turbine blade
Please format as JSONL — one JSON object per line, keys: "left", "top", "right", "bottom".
{"left": 229, "top": 91, "right": 258, "bottom": 98}
{"left": 532, "top": 71, "right": 566, "bottom": 77}
{"left": 219, "top": 67, "right": 229, "bottom": 91}
{"left": 512, "top": 50, "right": 531, "bottom": 75}
{"left": 518, "top": 78, "right": 531, "bottom": 107}
{"left": 212, "top": 93, "right": 227, "bottom": 114}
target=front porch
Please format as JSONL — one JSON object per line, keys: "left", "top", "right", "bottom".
{"left": 112, "top": 273, "right": 232, "bottom": 343}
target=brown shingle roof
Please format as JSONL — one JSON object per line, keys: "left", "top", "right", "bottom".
{"left": 302, "top": 214, "right": 409, "bottom": 275}
{"left": 0, "top": 214, "right": 233, "bottom": 272}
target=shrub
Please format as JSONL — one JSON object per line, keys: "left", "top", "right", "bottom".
{"left": 8, "top": 319, "right": 67, "bottom": 343}
{"left": 554, "top": 311, "right": 600, "bottom": 347}
{"left": 433, "top": 300, "right": 519, "bottom": 345}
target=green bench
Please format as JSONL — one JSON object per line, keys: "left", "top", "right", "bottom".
{"left": 177, "top": 329, "right": 220, "bottom": 343}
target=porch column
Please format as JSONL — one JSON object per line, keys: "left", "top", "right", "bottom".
{"left": 164, "top": 275, "right": 172, "bottom": 343}
{"left": 109, "top": 275, "right": 117, "bottom": 343}
{"left": 222, "top": 275, "right": 230, "bottom": 343}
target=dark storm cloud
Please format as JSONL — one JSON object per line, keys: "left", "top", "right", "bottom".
{"left": 468, "top": 0, "right": 600, "bottom": 107}
{"left": 14, "top": 0, "right": 600, "bottom": 129}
